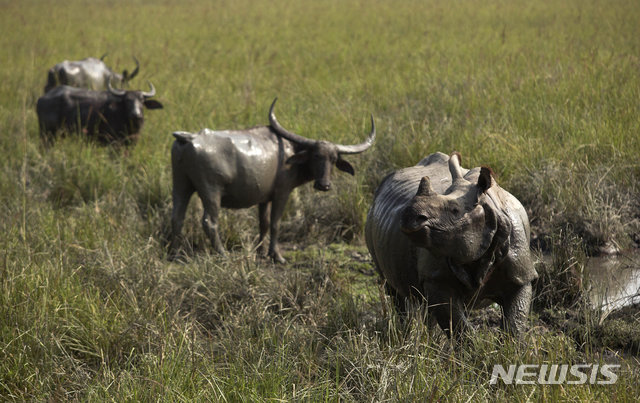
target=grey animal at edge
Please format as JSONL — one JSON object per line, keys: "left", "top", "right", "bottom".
{"left": 44, "top": 54, "right": 140, "bottom": 93}
{"left": 36, "top": 80, "right": 163, "bottom": 146}
{"left": 170, "top": 98, "right": 376, "bottom": 263}
{"left": 365, "top": 152, "right": 537, "bottom": 338}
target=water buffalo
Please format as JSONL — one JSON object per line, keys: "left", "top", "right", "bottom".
{"left": 36, "top": 80, "right": 163, "bottom": 146}
{"left": 44, "top": 55, "right": 140, "bottom": 93}
{"left": 170, "top": 98, "right": 376, "bottom": 263}
{"left": 365, "top": 152, "right": 537, "bottom": 338}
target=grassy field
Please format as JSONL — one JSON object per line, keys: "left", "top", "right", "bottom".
{"left": 2, "top": 0, "right": 640, "bottom": 400}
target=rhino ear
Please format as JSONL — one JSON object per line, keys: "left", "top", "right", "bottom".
{"left": 286, "top": 149, "right": 310, "bottom": 165}
{"left": 477, "top": 167, "right": 494, "bottom": 194}
{"left": 417, "top": 176, "right": 436, "bottom": 197}
{"left": 336, "top": 158, "right": 355, "bottom": 175}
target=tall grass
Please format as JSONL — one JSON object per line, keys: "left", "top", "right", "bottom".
{"left": 2, "top": 0, "right": 640, "bottom": 400}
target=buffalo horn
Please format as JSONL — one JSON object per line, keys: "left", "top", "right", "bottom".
{"left": 268, "top": 98, "right": 315, "bottom": 146}
{"left": 107, "top": 78, "right": 126, "bottom": 96}
{"left": 335, "top": 114, "right": 376, "bottom": 155}
{"left": 141, "top": 81, "right": 156, "bottom": 98}
{"left": 128, "top": 57, "right": 140, "bottom": 81}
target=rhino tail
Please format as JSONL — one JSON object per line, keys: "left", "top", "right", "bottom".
{"left": 173, "top": 131, "right": 196, "bottom": 144}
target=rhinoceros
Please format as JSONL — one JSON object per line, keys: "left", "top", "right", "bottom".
{"left": 365, "top": 152, "right": 537, "bottom": 337}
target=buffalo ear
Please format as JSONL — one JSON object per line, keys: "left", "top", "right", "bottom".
{"left": 477, "top": 167, "right": 494, "bottom": 194}
{"left": 336, "top": 158, "right": 355, "bottom": 175}
{"left": 144, "top": 99, "right": 163, "bottom": 109}
{"left": 286, "top": 149, "right": 309, "bottom": 165}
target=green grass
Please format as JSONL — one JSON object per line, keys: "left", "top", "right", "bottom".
{"left": 2, "top": 0, "right": 640, "bottom": 400}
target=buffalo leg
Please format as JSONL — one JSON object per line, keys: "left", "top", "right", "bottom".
{"left": 200, "top": 191, "right": 226, "bottom": 256}
{"left": 257, "top": 202, "right": 271, "bottom": 256}
{"left": 38, "top": 122, "right": 54, "bottom": 147}
{"left": 500, "top": 282, "right": 532, "bottom": 335}
{"left": 169, "top": 177, "right": 195, "bottom": 254}
{"left": 267, "top": 193, "right": 289, "bottom": 263}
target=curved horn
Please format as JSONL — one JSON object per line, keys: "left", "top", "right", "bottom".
{"left": 335, "top": 114, "right": 376, "bottom": 155}
{"left": 449, "top": 151, "right": 464, "bottom": 181}
{"left": 268, "top": 98, "right": 315, "bottom": 146}
{"left": 141, "top": 81, "right": 156, "bottom": 98}
{"left": 127, "top": 57, "right": 140, "bottom": 81}
{"left": 107, "top": 77, "right": 126, "bottom": 96}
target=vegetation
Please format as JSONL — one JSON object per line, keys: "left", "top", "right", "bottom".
{"left": 2, "top": 0, "right": 639, "bottom": 400}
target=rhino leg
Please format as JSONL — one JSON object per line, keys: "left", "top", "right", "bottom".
{"left": 426, "top": 284, "right": 471, "bottom": 339}
{"left": 267, "top": 192, "right": 290, "bottom": 264}
{"left": 169, "top": 174, "right": 195, "bottom": 255}
{"left": 200, "top": 191, "right": 226, "bottom": 256}
{"left": 257, "top": 202, "right": 271, "bottom": 256}
{"left": 385, "top": 282, "right": 407, "bottom": 316}
{"left": 500, "top": 282, "right": 532, "bottom": 335}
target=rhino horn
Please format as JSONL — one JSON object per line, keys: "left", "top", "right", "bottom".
{"left": 416, "top": 176, "right": 436, "bottom": 197}
{"left": 449, "top": 152, "right": 464, "bottom": 182}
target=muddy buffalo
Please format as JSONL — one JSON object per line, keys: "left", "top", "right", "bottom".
{"left": 365, "top": 152, "right": 537, "bottom": 337}
{"left": 36, "top": 80, "right": 163, "bottom": 146}
{"left": 170, "top": 98, "right": 376, "bottom": 263}
{"left": 44, "top": 55, "right": 140, "bottom": 93}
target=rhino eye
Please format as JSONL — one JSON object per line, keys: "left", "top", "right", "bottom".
{"left": 451, "top": 207, "right": 460, "bottom": 216}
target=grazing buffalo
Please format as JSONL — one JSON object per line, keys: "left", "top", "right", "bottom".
{"left": 44, "top": 55, "right": 140, "bottom": 93}
{"left": 36, "top": 81, "right": 163, "bottom": 146}
{"left": 365, "top": 152, "right": 537, "bottom": 338}
{"left": 170, "top": 98, "right": 376, "bottom": 263}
